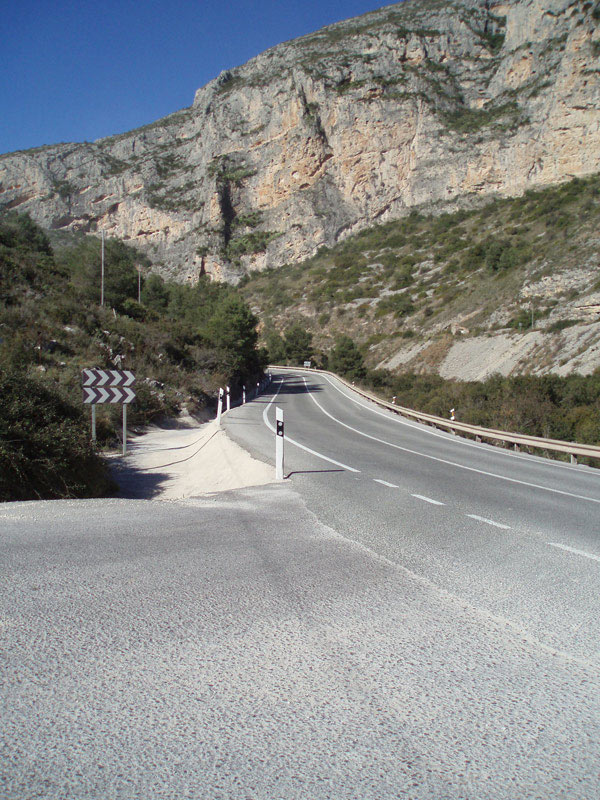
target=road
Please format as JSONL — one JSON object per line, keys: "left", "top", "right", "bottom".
{"left": 1, "top": 369, "right": 600, "bottom": 799}
{"left": 225, "top": 369, "right": 600, "bottom": 667}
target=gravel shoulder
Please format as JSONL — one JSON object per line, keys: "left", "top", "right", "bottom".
{"left": 109, "top": 412, "right": 275, "bottom": 499}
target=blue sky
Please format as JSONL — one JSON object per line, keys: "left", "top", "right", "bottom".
{"left": 1, "top": 0, "right": 394, "bottom": 155}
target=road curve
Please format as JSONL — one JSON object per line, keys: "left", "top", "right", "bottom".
{"left": 225, "top": 369, "right": 600, "bottom": 665}
{"left": 2, "top": 370, "right": 600, "bottom": 800}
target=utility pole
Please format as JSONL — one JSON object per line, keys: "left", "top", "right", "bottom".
{"left": 100, "top": 230, "right": 105, "bottom": 307}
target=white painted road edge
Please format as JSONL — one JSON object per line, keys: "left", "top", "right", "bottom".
{"left": 263, "top": 381, "right": 360, "bottom": 473}
{"left": 301, "top": 377, "right": 600, "bottom": 506}
{"left": 320, "top": 373, "right": 590, "bottom": 473}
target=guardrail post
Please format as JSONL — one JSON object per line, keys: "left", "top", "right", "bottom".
{"left": 217, "top": 387, "right": 223, "bottom": 425}
{"left": 571, "top": 454, "right": 578, "bottom": 465}
{"left": 514, "top": 443, "right": 520, "bottom": 452}
{"left": 275, "top": 406, "right": 284, "bottom": 480}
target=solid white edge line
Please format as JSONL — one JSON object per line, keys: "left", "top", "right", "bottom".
{"left": 319, "top": 372, "right": 587, "bottom": 472}
{"left": 262, "top": 380, "right": 360, "bottom": 473}
{"left": 374, "top": 479, "right": 399, "bottom": 488}
{"left": 299, "top": 377, "right": 600, "bottom": 506}
{"left": 412, "top": 494, "right": 445, "bottom": 506}
{"left": 547, "top": 542, "right": 600, "bottom": 563}
{"left": 467, "top": 514, "right": 511, "bottom": 530}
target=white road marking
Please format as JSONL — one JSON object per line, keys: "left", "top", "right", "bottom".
{"left": 301, "top": 378, "right": 600, "bottom": 506}
{"left": 467, "top": 514, "right": 511, "bottom": 530}
{"left": 412, "top": 494, "right": 445, "bottom": 506}
{"left": 374, "top": 479, "right": 399, "bottom": 488}
{"left": 320, "top": 373, "right": 585, "bottom": 472}
{"left": 262, "top": 381, "right": 360, "bottom": 473}
{"left": 547, "top": 542, "right": 600, "bottom": 563}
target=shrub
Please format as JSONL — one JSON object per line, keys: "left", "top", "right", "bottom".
{"left": 284, "top": 324, "right": 313, "bottom": 365}
{"left": 546, "top": 318, "right": 581, "bottom": 333}
{"left": 0, "top": 369, "right": 116, "bottom": 501}
{"left": 329, "top": 335, "right": 366, "bottom": 380}
{"left": 376, "top": 293, "right": 414, "bottom": 319}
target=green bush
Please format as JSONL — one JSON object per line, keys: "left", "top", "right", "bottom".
{"left": 0, "top": 213, "right": 269, "bottom": 499}
{"left": 376, "top": 293, "right": 414, "bottom": 319}
{"left": 284, "top": 324, "right": 314, "bottom": 365}
{"left": 0, "top": 369, "right": 116, "bottom": 501}
{"left": 329, "top": 335, "right": 366, "bottom": 381}
{"left": 546, "top": 318, "right": 581, "bottom": 333}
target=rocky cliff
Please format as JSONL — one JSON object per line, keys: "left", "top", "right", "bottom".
{"left": 1, "top": 0, "right": 599, "bottom": 283}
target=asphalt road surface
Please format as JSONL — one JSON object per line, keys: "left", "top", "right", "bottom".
{"left": 226, "top": 370, "right": 600, "bottom": 666}
{"left": 2, "top": 369, "right": 600, "bottom": 799}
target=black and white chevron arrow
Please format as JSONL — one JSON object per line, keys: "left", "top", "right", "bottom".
{"left": 82, "top": 368, "right": 136, "bottom": 387}
{"left": 82, "top": 386, "right": 136, "bottom": 404}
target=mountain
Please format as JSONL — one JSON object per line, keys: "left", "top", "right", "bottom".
{"left": 239, "top": 172, "right": 600, "bottom": 380}
{"left": 1, "top": 0, "right": 598, "bottom": 285}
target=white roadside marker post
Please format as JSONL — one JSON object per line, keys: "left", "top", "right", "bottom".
{"left": 217, "top": 387, "right": 224, "bottom": 426}
{"left": 275, "top": 406, "right": 284, "bottom": 481}
{"left": 242, "top": 385, "right": 246, "bottom": 404}
{"left": 226, "top": 386, "right": 231, "bottom": 412}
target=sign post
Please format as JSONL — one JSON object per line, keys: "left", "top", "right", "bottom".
{"left": 122, "top": 404, "right": 127, "bottom": 455}
{"left": 217, "top": 387, "right": 224, "bottom": 425}
{"left": 275, "top": 406, "right": 284, "bottom": 480}
{"left": 82, "top": 369, "right": 136, "bottom": 454}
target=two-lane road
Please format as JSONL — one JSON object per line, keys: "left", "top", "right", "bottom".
{"left": 3, "top": 370, "right": 600, "bottom": 799}
{"left": 225, "top": 369, "right": 600, "bottom": 665}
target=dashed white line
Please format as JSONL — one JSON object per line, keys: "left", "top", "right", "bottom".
{"left": 412, "top": 494, "right": 445, "bottom": 506}
{"left": 547, "top": 542, "right": 600, "bottom": 563}
{"left": 374, "top": 479, "right": 399, "bottom": 488}
{"left": 467, "top": 514, "right": 511, "bottom": 530}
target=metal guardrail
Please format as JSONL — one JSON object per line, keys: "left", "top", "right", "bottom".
{"left": 270, "top": 365, "right": 600, "bottom": 465}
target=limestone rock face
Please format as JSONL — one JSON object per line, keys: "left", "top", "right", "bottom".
{"left": 1, "top": 0, "right": 598, "bottom": 282}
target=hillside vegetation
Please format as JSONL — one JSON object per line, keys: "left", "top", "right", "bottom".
{"left": 241, "top": 173, "right": 600, "bottom": 357}
{"left": 0, "top": 213, "right": 265, "bottom": 501}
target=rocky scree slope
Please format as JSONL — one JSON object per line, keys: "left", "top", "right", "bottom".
{"left": 0, "top": 0, "right": 599, "bottom": 284}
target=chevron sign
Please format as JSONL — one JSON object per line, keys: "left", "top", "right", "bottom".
{"left": 82, "top": 368, "right": 135, "bottom": 387}
{"left": 82, "top": 386, "right": 136, "bottom": 404}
